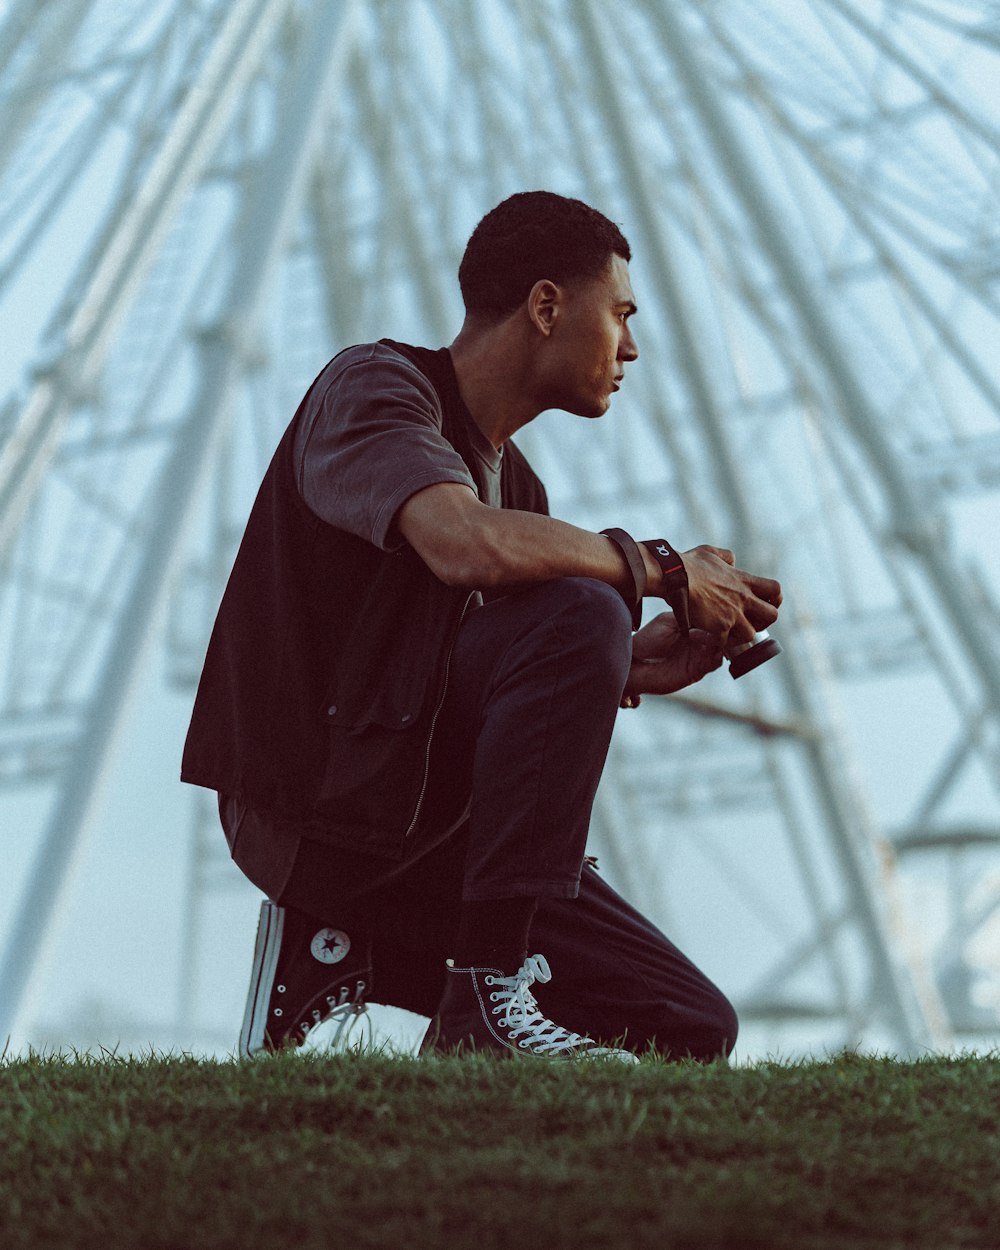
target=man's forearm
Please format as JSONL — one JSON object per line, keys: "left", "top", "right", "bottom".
{"left": 397, "top": 484, "right": 662, "bottom": 598}
{"left": 397, "top": 482, "right": 781, "bottom": 642}
{"left": 470, "top": 509, "right": 663, "bottom": 600}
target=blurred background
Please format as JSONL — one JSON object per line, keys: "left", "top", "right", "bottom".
{"left": 1, "top": 0, "right": 998, "bottom": 1062}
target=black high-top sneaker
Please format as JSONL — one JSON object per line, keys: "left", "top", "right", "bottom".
{"left": 239, "top": 900, "right": 372, "bottom": 1058}
{"left": 421, "top": 953, "right": 638, "bottom": 1062}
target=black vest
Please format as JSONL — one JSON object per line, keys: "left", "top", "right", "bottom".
{"left": 181, "top": 342, "right": 548, "bottom": 856}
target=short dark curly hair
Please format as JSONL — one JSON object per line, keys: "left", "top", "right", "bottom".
{"left": 458, "top": 191, "right": 631, "bottom": 321}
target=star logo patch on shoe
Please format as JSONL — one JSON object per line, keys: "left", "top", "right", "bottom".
{"left": 310, "top": 928, "right": 351, "bottom": 964}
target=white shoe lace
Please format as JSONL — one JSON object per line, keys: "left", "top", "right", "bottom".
{"left": 300, "top": 981, "right": 370, "bottom": 1052}
{"left": 485, "top": 954, "right": 636, "bottom": 1061}
{"left": 326, "top": 997, "right": 371, "bottom": 1052}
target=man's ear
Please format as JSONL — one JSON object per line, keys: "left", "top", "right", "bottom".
{"left": 527, "top": 279, "right": 560, "bottom": 337}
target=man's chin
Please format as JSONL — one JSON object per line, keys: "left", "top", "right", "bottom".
{"left": 578, "top": 394, "right": 613, "bottom": 419}
{"left": 557, "top": 393, "right": 611, "bottom": 419}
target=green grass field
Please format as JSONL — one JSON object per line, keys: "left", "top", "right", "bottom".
{"left": 2, "top": 1049, "right": 999, "bottom": 1249}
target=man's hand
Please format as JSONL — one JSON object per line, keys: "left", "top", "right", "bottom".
{"left": 622, "top": 613, "right": 724, "bottom": 702}
{"left": 679, "top": 545, "right": 781, "bottom": 646}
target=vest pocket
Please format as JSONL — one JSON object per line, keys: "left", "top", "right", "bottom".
{"left": 314, "top": 714, "right": 428, "bottom": 854}
{"left": 320, "top": 697, "right": 422, "bottom": 734}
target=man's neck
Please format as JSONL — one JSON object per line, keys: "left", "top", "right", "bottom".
{"left": 448, "top": 320, "right": 542, "bottom": 450}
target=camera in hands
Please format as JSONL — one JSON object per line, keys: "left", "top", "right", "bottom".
{"left": 726, "top": 629, "right": 781, "bottom": 679}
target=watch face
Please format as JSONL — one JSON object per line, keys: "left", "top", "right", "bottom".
{"left": 310, "top": 928, "right": 351, "bottom": 964}
{"left": 649, "top": 540, "right": 684, "bottom": 576}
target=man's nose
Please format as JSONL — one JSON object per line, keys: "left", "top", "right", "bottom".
{"left": 619, "top": 328, "right": 639, "bottom": 362}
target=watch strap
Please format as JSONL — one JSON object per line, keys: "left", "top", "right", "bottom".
{"left": 600, "top": 528, "right": 645, "bottom": 631}
{"left": 641, "top": 539, "right": 691, "bottom": 636}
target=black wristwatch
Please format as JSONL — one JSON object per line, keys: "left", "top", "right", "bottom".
{"left": 641, "top": 539, "right": 691, "bottom": 636}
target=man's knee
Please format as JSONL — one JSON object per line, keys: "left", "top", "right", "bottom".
{"left": 558, "top": 576, "right": 634, "bottom": 628}
{"left": 552, "top": 577, "right": 633, "bottom": 671}
{"left": 695, "top": 994, "right": 739, "bottom": 1062}
{"left": 647, "top": 993, "right": 739, "bottom": 1063}
{"left": 546, "top": 578, "right": 634, "bottom": 702}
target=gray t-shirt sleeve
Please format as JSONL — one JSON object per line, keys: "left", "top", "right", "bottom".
{"left": 292, "top": 343, "right": 478, "bottom": 550}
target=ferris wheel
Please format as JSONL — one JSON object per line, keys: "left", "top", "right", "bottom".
{"left": 0, "top": 0, "right": 998, "bottom": 1057}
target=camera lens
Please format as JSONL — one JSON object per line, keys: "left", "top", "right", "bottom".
{"left": 728, "top": 630, "right": 782, "bottom": 679}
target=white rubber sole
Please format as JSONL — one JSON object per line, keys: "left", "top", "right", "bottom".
{"left": 238, "top": 900, "right": 284, "bottom": 1058}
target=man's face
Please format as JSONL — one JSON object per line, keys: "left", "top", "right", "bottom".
{"left": 542, "top": 254, "right": 639, "bottom": 418}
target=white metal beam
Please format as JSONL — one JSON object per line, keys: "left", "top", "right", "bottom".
{"left": 0, "top": 0, "right": 362, "bottom": 1044}
{"left": 0, "top": 0, "right": 294, "bottom": 557}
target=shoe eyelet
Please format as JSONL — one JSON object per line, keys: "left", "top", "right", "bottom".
{"left": 490, "top": 993, "right": 500, "bottom": 1001}
{"left": 273, "top": 1008, "right": 283, "bottom": 1017}
{"left": 518, "top": 1039, "right": 531, "bottom": 1048}
{"left": 277, "top": 984, "right": 286, "bottom": 993}
{"left": 484, "top": 976, "right": 494, "bottom": 985}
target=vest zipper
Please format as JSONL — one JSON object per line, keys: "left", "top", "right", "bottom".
{"left": 404, "top": 591, "right": 475, "bottom": 839}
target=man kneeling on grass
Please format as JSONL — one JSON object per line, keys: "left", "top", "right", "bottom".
{"left": 181, "top": 191, "right": 781, "bottom": 1062}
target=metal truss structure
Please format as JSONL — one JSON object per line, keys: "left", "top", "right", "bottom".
{"left": 1, "top": 0, "right": 998, "bottom": 1057}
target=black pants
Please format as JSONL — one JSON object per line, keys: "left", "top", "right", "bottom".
{"left": 225, "top": 578, "right": 738, "bottom": 1059}
{"left": 342, "top": 831, "right": 735, "bottom": 1060}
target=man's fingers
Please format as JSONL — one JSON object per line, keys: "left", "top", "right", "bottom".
{"left": 733, "top": 570, "right": 782, "bottom": 632}
{"left": 725, "top": 619, "right": 758, "bottom": 648}
{"left": 681, "top": 545, "right": 782, "bottom": 641}
{"left": 746, "top": 596, "right": 780, "bottom": 630}
{"left": 744, "top": 573, "right": 782, "bottom": 632}
{"left": 745, "top": 573, "right": 782, "bottom": 607}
